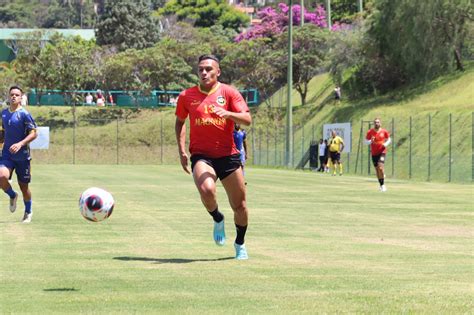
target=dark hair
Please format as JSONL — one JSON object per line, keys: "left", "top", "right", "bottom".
{"left": 198, "top": 54, "right": 219, "bottom": 64}
{"left": 9, "top": 85, "right": 23, "bottom": 93}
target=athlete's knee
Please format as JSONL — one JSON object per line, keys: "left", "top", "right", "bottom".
{"left": 231, "top": 200, "right": 247, "bottom": 214}
{"left": 0, "top": 168, "right": 10, "bottom": 181}
{"left": 198, "top": 182, "right": 216, "bottom": 201}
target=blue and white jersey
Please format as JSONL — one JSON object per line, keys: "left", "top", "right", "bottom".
{"left": 233, "top": 129, "right": 246, "bottom": 154}
{"left": 2, "top": 107, "right": 37, "bottom": 161}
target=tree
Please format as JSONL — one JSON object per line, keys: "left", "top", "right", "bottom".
{"left": 361, "top": 0, "right": 473, "bottom": 91}
{"left": 96, "top": 0, "right": 159, "bottom": 51}
{"left": 275, "top": 24, "right": 331, "bottom": 106}
{"left": 221, "top": 38, "right": 285, "bottom": 98}
{"left": 13, "top": 34, "right": 97, "bottom": 106}
{"left": 101, "top": 44, "right": 194, "bottom": 92}
{"left": 138, "top": 46, "right": 194, "bottom": 92}
{"left": 160, "top": 23, "right": 235, "bottom": 72}
{"left": 101, "top": 49, "right": 145, "bottom": 91}
{"left": 37, "top": 35, "right": 97, "bottom": 106}
{"left": 235, "top": 3, "right": 326, "bottom": 42}
{"left": 11, "top": 31, "right": 51, "bottom": 103}
{"left": 308, "top": 0, "right": 375, "bottom": 22}
{"left": 0, "top": 0, "right": 36, "bottom": 27}
{"left": 328, "top": 26, "right": 364, "bottom": 85}
{"left": 0, "top": 63, "right": 18, "bottom": 103}
{"left": 158, "top": 0, "right": 249, "bottom": 33}
{"left": 433, "top": 0, "right": 473, "bottom": 71}
{"left": 0, "top": 0, "right": 98, "bottom": 28}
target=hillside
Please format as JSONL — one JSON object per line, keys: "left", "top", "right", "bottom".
{"left": 253, "top": 66, "right": 473, "bottom": 182}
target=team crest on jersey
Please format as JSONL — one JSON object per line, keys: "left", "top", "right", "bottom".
{"left": 216, "top": 96, "right": 226, "bottom": 106}
{"left": 191, "top": 100, "right": 200, "bottom": 106}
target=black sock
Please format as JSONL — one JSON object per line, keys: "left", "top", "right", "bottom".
{"left": 378, "top": 178, "right": 384, "bottom": 186}
{"left": 235, "top": 224, "right": 248, "bottom": 245}
{"left": 209, "top": 208, "right": 224, "bottom": 223}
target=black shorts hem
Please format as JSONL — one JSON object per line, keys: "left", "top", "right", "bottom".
{"left": 372, "top": 154, "right": 386, "bottom": 167}
{"left": 329, "top": 151, "right": 341, "bottom": 163}
{"left": 191, "top": 154, "right": 242, "bottom": 180}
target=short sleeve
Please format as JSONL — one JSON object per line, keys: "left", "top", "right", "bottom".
{"left": 365, "top": 130, "right": 372, "bottom": 140}
{"left": 228, "top": 88, "right": 249, "bottom": 113}
{"left": 175, "top": 91, "right": 189, "bottom": 120}
{"left": 23, "top": 111, "right": 37, "bottom": 132}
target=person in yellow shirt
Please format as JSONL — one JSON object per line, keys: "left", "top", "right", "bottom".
{"left": 328, "top": 130, "right": 344, "bottom": 176}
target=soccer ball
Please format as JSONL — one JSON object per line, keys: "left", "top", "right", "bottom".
{"left": 79, "top": 187, "right": 115, "bottom": 222}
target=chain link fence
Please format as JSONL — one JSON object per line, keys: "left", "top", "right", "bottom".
{"left": 248, "top": 112, "right": 473, "bottom": 183}
{"left": 31, "top": 112, "right": 473, "bottom": 183}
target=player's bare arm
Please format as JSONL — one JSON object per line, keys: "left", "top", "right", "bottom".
{"left": 212, "top": 107, "right": 252, "bottom": 126}
{"left": 175, "top": 117, "right": 190, "bottom": 174}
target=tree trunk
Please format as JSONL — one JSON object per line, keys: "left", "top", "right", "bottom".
{"left": 454, "top": 47, "right": 464, "bottom": 71}
{"left": 300, "top": 91, "right": 307, "bottom": 106}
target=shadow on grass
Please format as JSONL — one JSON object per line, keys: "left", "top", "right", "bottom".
{"left": 44, "top": 288, "right": 79, "bottom": 292}
{"left": 113, "top": 256, "right": 234, "bottom": 264}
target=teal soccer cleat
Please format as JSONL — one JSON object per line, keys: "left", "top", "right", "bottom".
{"left": 213, "top": 219, "right": 226, "bottom": 246}
{"left": 234, "top": 243, "right": 248, "bottom": 260}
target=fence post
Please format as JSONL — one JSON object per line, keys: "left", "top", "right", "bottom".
{"left": 274, "top": 126, "right": 277, "bottom": 166}
{"left": 449, "top": 113, "right": 452, "bottom": 182}
{"left": 409, "top": 116, "right": 412, "bottom": 179}
{"left": 282, "top": 128, "right": 285, "bottom": 166}
{"left": 251, "top": 127, "right": 256, "bottom": 166}
{"left": 302, "top": 125, "right": 305, "bottom": 167}
{"left": 160, "top": 116, "right": 164, "bottom": 164}
{"left": 116, "top": 118, "right": 119, "bottom": 165}
{"left": 428, "top": 114, "right": 431, "bottom": 181}
{"left": 292, "top": 125, "right": 295, "bottom": 168}
{"left": 266, "top": 126, "right": 269, "bottom": 166}
{"left": 258, "top": 128, "right": 262, "bottom": 165}
{"left": 355, "top": 120, "right": 362, "bottom": 174}
{"left": 73, "top": 116, "right": 76, "bottom": 165}
{"left": 391, "top": 117, "right": 395, "bottom": 177}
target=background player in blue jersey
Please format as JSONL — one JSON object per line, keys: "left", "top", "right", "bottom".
{"left": 0, "top": 86, "right": 38, "bottom": 223}
{"left": 233, "top": 124, "right": 247, "bottom": 175}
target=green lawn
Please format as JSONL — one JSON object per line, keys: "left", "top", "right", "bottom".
{"left": 1, "top": 165, "right": 472, "bottom": 313}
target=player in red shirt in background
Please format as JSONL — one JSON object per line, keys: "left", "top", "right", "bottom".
{"left": 175, "top": 54, "right": 252, "bottom": 260}
{"left": 366, "top": 118, "right": 391, "bottom": 192}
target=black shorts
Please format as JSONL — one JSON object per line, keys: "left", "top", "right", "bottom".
{"left": 329, "top": 151, "right": 340, "bottom": 163}
{"left": 191, "top": 154, "right": 242, "bottom": 180}
{"left": 372, "top": 154, "right": 386, "bottom": 167}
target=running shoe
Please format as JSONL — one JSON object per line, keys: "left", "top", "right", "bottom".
{"left": 213, "top": 219, "right": 226, "bottom": 246}
{"left": 234, "top": 243, "right": 248, "bottom": 260}
{"left": 9, "top": 192, "right": 18, "bottom": 213}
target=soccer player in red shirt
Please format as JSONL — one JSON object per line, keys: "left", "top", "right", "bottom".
{"left": 365, "top": 118, "right": 391, "bottom": 192}
{"left": 175, "top": 54, "right": 252, "bottom": 260}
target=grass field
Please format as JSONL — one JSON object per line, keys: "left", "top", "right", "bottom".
{"left": 1, "top": 165, "right": 472, "bottom": 314}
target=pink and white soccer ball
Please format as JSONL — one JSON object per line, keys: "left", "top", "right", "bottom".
{"left": 79, "top": 187, "right": 115, "bottom": 222}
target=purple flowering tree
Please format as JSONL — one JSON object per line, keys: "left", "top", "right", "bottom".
{"left": 235, "top": 3, "right": 327, "bottom": 42}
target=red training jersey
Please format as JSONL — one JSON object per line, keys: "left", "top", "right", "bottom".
{"left": 175, "top": 83, "right": 249, "bottom": 158}
{"left": 366, "top": 128, "right": 390, "bottom": 156}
